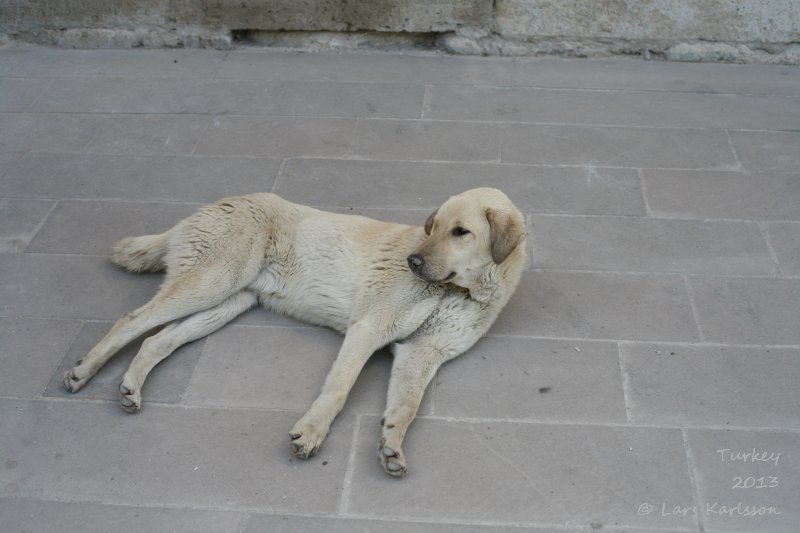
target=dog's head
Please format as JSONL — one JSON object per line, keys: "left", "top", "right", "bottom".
{"left": 408, "top": 188, "right": 526, "bottom": 299}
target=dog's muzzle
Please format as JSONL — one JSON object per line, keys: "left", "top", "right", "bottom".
{"left": 407, "top": 254, "right": 455, "bottom": 283}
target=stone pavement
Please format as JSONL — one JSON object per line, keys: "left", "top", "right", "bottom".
{"left": 0, "top": 45, "right": 799, "bottom": 532}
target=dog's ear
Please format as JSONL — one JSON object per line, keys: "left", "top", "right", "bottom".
{"left": 486, "top": 207, "right": 525, "bottom": 264}
{"left": 424, "top": 209, "right": 438, "bottom": 236}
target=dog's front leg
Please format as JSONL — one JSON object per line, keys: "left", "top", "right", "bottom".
{"left": 378, "top": 342, "right": 443, "bottom": 477}
{"left": 289, "top": 318, "right": 389, "bottom": 459}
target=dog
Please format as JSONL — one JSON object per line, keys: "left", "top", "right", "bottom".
{"left": 62, "top": 187, "right": 527, "bottom": 476}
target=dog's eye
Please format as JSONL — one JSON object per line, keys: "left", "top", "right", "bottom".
{"left": 451, "top": 226, "right": 470, "bottom": 237}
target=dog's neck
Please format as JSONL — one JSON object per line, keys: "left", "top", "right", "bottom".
{"left": 467, "top": 246, "right": 526, "bottom": 305}
{"left": 468, "top": 263, "right": 501, "bottom": 304}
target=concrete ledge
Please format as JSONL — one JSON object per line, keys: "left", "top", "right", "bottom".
{"left": 1, "top": 0, "right": 798, "bottom": 63}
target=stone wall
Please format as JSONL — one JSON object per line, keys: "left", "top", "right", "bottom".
{"left": 1, "top": 0, "right": 798, "bottom": 63}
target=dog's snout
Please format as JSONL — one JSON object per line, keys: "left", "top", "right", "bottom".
{"left": 407, "top": 254, "right": 424, "bottom": 270}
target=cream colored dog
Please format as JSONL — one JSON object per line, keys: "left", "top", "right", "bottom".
{"left": 63, "top": 187, "right": 526, "bottom": 476}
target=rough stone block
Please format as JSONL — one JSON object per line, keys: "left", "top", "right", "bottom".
{"left": 178, "top": 0, "right": 493, "bottom": 32}
{"left": 495, "top": 0, "right": 800, "bottom": 44}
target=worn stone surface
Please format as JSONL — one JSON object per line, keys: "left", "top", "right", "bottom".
{"left": 1, "top": 47, "right": 798, "bottom": 532}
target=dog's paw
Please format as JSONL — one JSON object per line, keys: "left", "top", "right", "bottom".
{"left": 378, "top": 438, "right": 407, "bottom": 477}
{"left": 63, "top": 361, "right": 91, "bottom": 392}
{"left": 118, "top": 381, "right": 142, "bottom": 413}
{"left": 289, "top": 421, "right": 327, "bottom": 459}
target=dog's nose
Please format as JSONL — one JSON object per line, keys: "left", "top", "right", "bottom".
{"left": 407, "top": 254, "right": 424, "bottom": 270}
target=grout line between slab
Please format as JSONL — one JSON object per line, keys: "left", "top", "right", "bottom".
{"left": 189, "top": 115, "right": 213, "bottom": 156}
{"left": 682, "top": 429, "right": 706, "bottom": 532}
{"left": 7, "top": 110, "right": 800, "bottom": 134}
{"left": 19, "top": 198, "right": 59, "bottom": 253}
{"left": 337, "top": 413, "right": 361, "bottom": 516}
{"left": 683, "top": 276, "right": 705, "bottom": 343}
{"left": 616, "top": 343, "right": 633, "bottom": 424}
{"left": 270, "top": 157, "right": 290, "bottom": 193}
{"left": 5, "top": 313, "right": 800, "bottom": 350}
{"left": 724, "top": 129, "right": 744, "bottom": 171}
{"left": 757, "top": 221, "right": 782, "bottom": 277}
{"left": 638, "top": 168, "right": 655, "bottom": 217}
{"left": 5, "top": 396, "right": 800, "bottom": 434}
{"left": 7, "top": 148, "right": 800, "bottom": 176}
{"left": 420, "top": 84, "right": 431, "bottom": 119}
{"left": 22, "top": 78, "right": 55, "bottom": 113}
{"left": 0, "top": 492, "right": 698, "bottom": 532}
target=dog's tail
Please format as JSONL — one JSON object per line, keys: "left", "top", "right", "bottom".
{"left": 111, "top": 230, "right": 172, "bottom": 273}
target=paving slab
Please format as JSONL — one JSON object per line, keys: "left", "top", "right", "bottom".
{"left": 435, "top": 335, "right": 626, "bottom": 423}
{"left": 220, "top": 50, "right": 515, "bottom": 85}
{"left": 512, "top": 57, "right": 800, "bottom": 96}
{"left": 1, "top": 47, "right": 798, "bottom": 531}
{"left": 621, "top": 343, "right": 800, "bottom": 428}
{"left": 351, "top": 119, "right": 500, "bottom": 163}
{"left": 0, "top": 498, "right": 243, "bottom": 533}
{"left": 766, "top": 222, "right": 800, "bottom": 276}
{"left": 0, "top": 317, "right": 81, "bottom": 398}
{"left": 689, "top": 277, "right": 800, "bottom": 345}
{"left": 0, "top": 254, "right": 161, "bottom": 319}
{"left": 0, "top": 78, "right": 48, "bottom": 112}
{"left": 0, "top": 198, "right": 54, "bottom": 253}
{"left": 347, "top": 416, "right": 696, "bottom": 530}
{"left": 33, "top": 78, "right": 424, "bottom": 118}
{"left": 686, "top": 428, "right": 800, "bottom": 532}
{"left": 0, "top": 153, "right": 280, "bottom": 201}
{"left": 279, "top": 158, "right": 644, "bottom": 214}
{"left": 84, "top": 114, "right": 210, "bottom": 156}
{"left": 184, "top": 325, "right": 433, "bottom": 416}
{"left": 194, "top": 116, "right": 356, "bottom": 158}
{"left": 643, "top": 169, "right": 800, "bottom": 221}
{"left": 0, "top": 48, "right": 228, "bottom": 78}
{"left": 493, "top": 271, "right": 700, "bottom": 342}
{"left": 0, "top": 398, "right": 354, "bottom": 513}
{"left": 244, "top": 514, "right": 579, "bottom": 532}
{"left": 26, "top": 200, "right": 200, "bottom": 255}
{"left": 729, "top": 131, "right": 800, "bottom": 173}
{"left": 44, "top": 321, "right": 205, "bottom": 405}
{"left": 501, "top": 124, "right": 738, "bottom": 169}
{"left": 532, "top": 215, "right": 775, "bottom": 275}
{"left": 427, "top": 85, "right": 800, "bottom": 130}
{"left": 0, "top": 113, "right": 102, "bottom": 153}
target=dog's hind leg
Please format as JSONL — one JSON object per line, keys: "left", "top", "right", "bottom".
{"left": 118, "top": 290, "right": 257, "bottom": 412}
{"left": 63, "top": 267, "right": 256, "bottom": 393}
